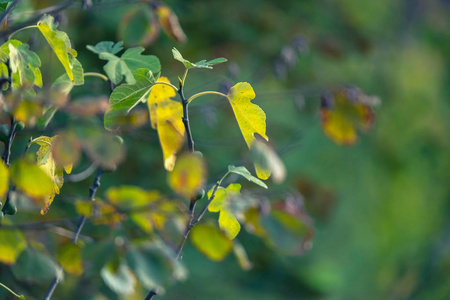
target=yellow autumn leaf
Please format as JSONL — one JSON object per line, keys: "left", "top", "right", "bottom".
{"left": 190, "top": 224, "right": 233, "bottom": 261}
{"left": 10, "top": 159, "right": 53, "bottom": 200}
{"left": 13, "top": 100, "right": 42, "bottom": 127}
{"left": 226, "top": 82, "right": 270, "bottom": 179}
{"left": 208, "top": 183, "right": 242, "bottom": 239}
{"left": 37, "top": 15, "right": 77, "bottom": 82}
{"left": 168, "top": 153, "right": 206, "bottom": 199}
{"left": 148, "top": 77, "right": 185, "bottom": 171}
{"left": 0, "top": 160, "right": 8, "bottom": 198}
{"left": 0, "top": 220, "right": 27, "bottom": 265}
{"left": 57, "top": 242, "right": 83, "bottom": 275}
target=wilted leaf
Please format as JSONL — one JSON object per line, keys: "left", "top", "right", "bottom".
{"left": 148, "top": 76, "right": 184, "bottom": 171}
{"left": 172, "top": 48, "right": 227, "bottom": 69}
{"left": 0, "top": 159, "right": 8, "bottom": 198}
{"left": 208, "top": 183, "right": 242, "bottom": 239}
{"left": 320, "top": 87, "right": 376, "bottom": 145}
{"left": 105, "top": 68, "right": 157, "bottom": 131}
{"left": 250, "top": 137, "right": 286, "bottom": 183}
{"left": 155, "top": 4, "right": 186, "bottom": 43}
{"left": 37, "top": 15, "right": 79, "bottom": 82}
{"left": 228, "top": 165, "right": 267, "bottom": 188}
{"left": 57, "top": 242, "right": 83, "bottom": 275}
{"left": 0, "top": 220, "right": 27, "bottom": 265}
{"left": 100, "top": 260, "right": 136, "bottom": 295}
{"left": 168, "top": 153, "right": 206, "bottom": 199}
{"left": 190, "top": 224, "right": 233, "bottom": 261}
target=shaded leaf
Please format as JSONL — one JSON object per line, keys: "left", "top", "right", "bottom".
{"left": 8, "top": 43, "right": 41, "bottom": 89}
{"left": 147, "top": 76, "right": 184, "bottom": 170}
{"left": 13, "top": 100, "right": 42, "bottom": 127}
{"left": 57, "top": 242, "right": 83, "bottom": 276}
{"left": 86, "top": 41, "right": 123, "bottom": 55}
{"left": 172, "top": 47, "right": 227, "bottom": 69}
{"left": 208, "top": 183, "right": 242, "bottom": 239}
{"left": 233, "top": 240, "right": 252, "bottom": 270}
{"left": 0, "top": 220, "right": 27, "bottom": 265}
{"left": 250, "top": 137, "right": 286, "bottom": 183}
{"left": 168, "top": 153, "right": 206, "bottom": 199}
{"left": 191, "top": 224, "right": 233, "bottom": 261}
{"left": 100, "top": 260, "right": 136, "bottom": 295}
{"left": 228, "top": 165, "right": 267, "bottom": 188}
{"left": 105, "top": 68, "right": 156, "bottom": 131}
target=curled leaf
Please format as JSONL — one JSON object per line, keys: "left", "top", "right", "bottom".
{"left": 155, "top": 4, "right": 186, "bottom": 43}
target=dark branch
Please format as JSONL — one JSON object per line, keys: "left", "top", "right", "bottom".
{"left": 72, "top": 168, "right": 103, "bottom": 244}
{"left": 145, "top": 290, "right": 157, "bottom": 300}
{"left": 43, "top": 277, "right": 59, "bottom": 300}
{"left": 0, "top": 0, "right": 22, "bottom": 26}
{"left": 179, "top": 82, "right": 194, "bottom": 153}
{"left": 1, "top": 116, "right": 16, "bottom": 167}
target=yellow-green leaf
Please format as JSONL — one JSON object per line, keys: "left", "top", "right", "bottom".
{"left": 37, "top": 15, "right": 78, "bottom": 82}
{"left": 168, "top": 153, "right": 206, "bottom": 199}
{"left": 0, "top": 220, "right": 27, "bottom": 265}
{"left": 57, "top": 242, "right": 83, "bottom": 275}
{"left": 0, "top": 160, "right": 8, "bottom": 198}
{"left": 208, "top": 183, "right": 242, "bottom": 239}
{"left": 226, "top": 83, "right": 269, "bottom": 180}
{"left": 10, "top": 159, "right": 53, "bottom": 200}
{"left": 190, "top": 224, "right": 232, "bottom": 261}
{"left": 148, "top": 77, "right": 184, "bottom": 171}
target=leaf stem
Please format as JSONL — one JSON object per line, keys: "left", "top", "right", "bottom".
{"left": 181, "top": 69, "right": 188, "bottom": 86}
{"left": 8, "top": 24, "right": 37, "bottom": 40}
{"left": 84, "top": 72, "right": 108, "bottom": 81}
{"left": 187, "top": 91, "right": 228, "bottom": 104}
{"left": 0, "top": 281, "right": 23, "bottom": 299}
{"left": 72, "top": 168, "right": 103, "bottom": 244}
{"left": 153, "top": 81, "right": 178, "bottom": 91}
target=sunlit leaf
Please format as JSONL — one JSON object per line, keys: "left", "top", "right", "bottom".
{"left": 147, "top": 76, "right": 184, "bottom": 171}
{"left": 320, "top": 87, "right": 376, "bottom": 145}
{"left": 155, "top": 4, "right": 186, "bottom": 43}
{"left": 191, "top": 224, "right": 233, "bottom": 261}
{"left": 0, "top": 159, "right": 8, "bottom": 198}
{"left": 228, "top": 165, "right": 268, "bottom": 188}
{"left": 0, "top": 39, "right": 21, "bottom": 62}
{"left": 105, "top": 68, "right": 157, "bottom": 131}
{"left": 226, "top": 82, "right": 269, "bottom": 179}
{"left": 208, "top": 183, "right": 242, "bottom": 239}
{"left": 0, "top": 220, "right": 27, "bottom": 265}
{"left": 101, "top": 260, "right": 136, "bottom": 295}
{"left": 37, "top": 15, "right": 78, "bottom": 82}
{"left": 75, "top": 199, "right": 123, "bottom": 225}
{"left": 168, "top": 153, "right": 206, "bottom": 199}
{"left": 57, "top": 242, "right": 83, "bottom": 276}
{"left": 10, "top": 159, "right": 53, "bottom": 200}
{"left": 172, "top": 48, "right": 227, "bottom": 69}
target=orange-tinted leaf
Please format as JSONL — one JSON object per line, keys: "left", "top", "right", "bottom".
{"left": 168, "top": 153, "right": 206, "bottom": 199}
{"left": 155, "top": 4, "right": 187, "bottom": 43}
{"left": 320, "top": 87, "right": 376, "bottom": 145}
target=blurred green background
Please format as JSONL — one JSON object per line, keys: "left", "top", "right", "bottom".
{"left": 3, "top": 0, "right": 450, "bottom": 299}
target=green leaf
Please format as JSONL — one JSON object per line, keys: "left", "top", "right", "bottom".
{"left": 190, "top": 224, "right": 233, "bottom": 261}
{"left": 208, "top": 183, "right": 242, "bottom": 239}
{"left": 100, "top": 260, "right": 136, "bottom": 295}
{"left": 172, "top": 47, "right": 227, "bottom": 69}
{"left": 86, "top": 41, "right": 123, "bottom": 55}
{"left": 11, "top": 244, "right": 61, "bottom": 282}
{"left": 57, "top": 243, "right": 83, "bottom": 276}
{"left": 228, "top": 165, "right": 268, "bottom": 188}
{"left": 8, "top": 43, "right": 41, "bottom": 88}
{"left": 0, "top": 160, "right": 8, "bottom": 198}
{"left": 0, "top": 39, "right": 21, "bottom": 62}
{"left": 0, "top": 220, "right": 27, "bottom": 265}
{"left": 37, "top": 15, "right": 78, "bottom": 82}
{"left": 98, "top": 47, "right": 160, "bottom": 84}
{"left": 104, "top": 68, "right": 156, "bottom": 131}
{"left": 36, "top": 106, "right": 58, "bottom": 130}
